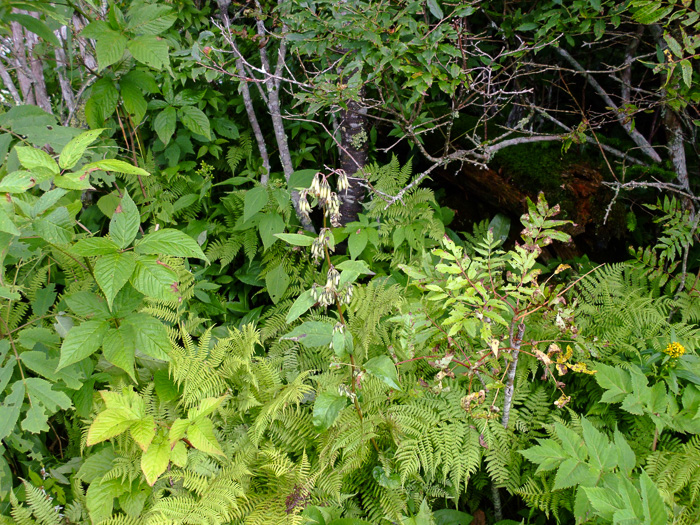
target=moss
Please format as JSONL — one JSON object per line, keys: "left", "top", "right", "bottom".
{"left": 491, "top": 142, "right": 568, "bottom": 191}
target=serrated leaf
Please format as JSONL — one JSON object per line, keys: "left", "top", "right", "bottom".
{"left": 65, "top": 291, "right": 111, "bottom": 319}
{"left": 7, "top": 13, "right": 60, "bottom": 46}
{"left": 96, "top": 30, "right": 127, "bottom": 70}
{"left": 21, "top": 378, "right": 72, "bottom": 433}
{"left": 680, "top": 59, "right": 692, "bottom": 88}
{"left": 135, "top": 228, "right": 207, "bottom": 260}
{"left": 141, "top": 434, "right": 170, "bottom": 485}
{"left": 127, "top": 35, "right": 169, "bottom": 69}
{"left": 179, "top": 106, "right": 211, "bottom": 140}
{"left": 58, "top": 320, "right": 110, "bottom": 370}
{"left": 72, "top": 237, "right": 120, "bottom": 256}
{"left": 15, "top": 146, "right": 58, "bottom": 174}
{"left": 243, "top": 186, "right": 268, "bottom": 222}
{"left": 187, "top": 417, "right": 224, "bottom": 455}
{"left": 86, "top": 478, "right": 126, "bottom": 524}
{"left": 34, "top": 206, "right": 74, "bottom": 245}
{"left": 286, "top": 289, "right": 316, "bottom": 323}
{"left": 130, "top": 256, "right": 179, "bottom": 301}
{"left": 109, "top": 191, "right": 140, "bottom": 248}
{"left": 122, "top": 313, "right": 170, "bottom": 360}
{"left": 312, "top": 393, "right": 348, "bottom": 431}
{"left": 0, "top": 382, "right": 24, "bottom": 441}
{"left": 0, "top": 171, "right": 37, "bottom": 193}
{"left": 86, "top": 159, "right": 150, "bottom": 176}
{"left": 127, "top": 4, "right": 176, "bottom": 34}
{"left": 153, "top": 106, "right": 177, "bottom": 146}
{"left": 103, "top": 324, "right": 137, "bottom": 379}
{"left": 348, "top": 228, "right": 368, "bottom": 259}
{"left": 59, "top": 128, "right": 106, "bottom": 170}
{"left": 95, "top": 251, "right": 137, "bottom": 309}
{"left": 266, "top": 263, "right": 290, "bottom": 304}
{"left": 87, "top": 408, "right": 136, "bottom": 445}
{"left": 170, "top": 440, "right": 187, "bottom": 467}
{"left": 640, "top": 470, "right": 667, "bottom": 524}
{"left": 364, "top": 355, "right": 401, "bottom": 390}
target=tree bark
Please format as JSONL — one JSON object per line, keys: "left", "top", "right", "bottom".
{"left": 338, "top": 98, "right": 368, "bottom": 224}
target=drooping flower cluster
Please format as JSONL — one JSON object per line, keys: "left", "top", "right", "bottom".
{"left": 298, "top": 171, "right": 348, "bottom": 227}
{"left": 310, "top": 265, "right": 353, "bottom": 307}
{"left": 663, "top": 341, "right": 685, "bottom": 358}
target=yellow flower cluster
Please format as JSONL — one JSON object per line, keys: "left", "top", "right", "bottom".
{"left": 663, "top": 342, "right": 686, "bottom": 358}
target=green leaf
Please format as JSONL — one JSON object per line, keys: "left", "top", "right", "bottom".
{"left": 0, "top": 171, "right": 37, "bottom": 193}
{"left": 680, "top": 59, "right": 692, "bottom": 88}
{"left": 95, "top": 251, "right": 137, "bottom": 309}
{"left": 0, "top": 207, "right": 20, "bottom": 236}
{"left": 364, "top": 355, "right": 401, "bottom": 390}
{"left": 553, "top": 458, "right": 595, "bottom": 490}
{"left": 581, "top": 418, "right": 614, "bottom": 471}
{"left": 153, "top": 106, "right": 177, "bottom": 146}
{"left": 103, "top": 324, "right": 137, "bottom": 379}
{"left": 266, "top": 263, "right": 290, "bottom": 304}
{"left": 282, "top": 321, "right": 334, "bottom": 347}
{"left": 34, "top": 207, "right": 74, "bottom": 245}
{"left": 59, "top": 128, "right": 105, "bottom": 170}
{"left": 86, "top": 478, "right": 126, "bottom": 524}
{"left": 86, "top": 408, "right": 136, "bottom": 446}
{"left": 109, "top": 191, "right": 140, "bottom": 248}
{"left": 433, "top": 509, "right": 474, "bottom": 525}
{"left": 275, "top": 232, "right": 314, "bottom": 246}
{"left": 7, "top": 13, "right": 60, "bottom": 46}
{"left": 86, "top": 159, "right": 150, "bottom": 176}
{"left": 15, "top": 146, "right": 59, "bottom": 174}
{"left": 170, "top": 440, "right": 187, "bottom": 467}
{"left": 640, "top": 470, "right": 667, "bottom": 525}
{"left": 348, "top": 228, "right": 368, "bottom": 259}
{"left": 58, "top": 320, "right": 110, "bottom": 370}
{"left": 65, "top": 291, "right": 111, "bottom": 319}
{"left": 120, "top": 79, "right": 147, "bottom": 124}
{"left": 259, "top": 212, "right": 285, "bottom": 250}
{"left": 178, "top": 106, "right": 211, "bottom": 139}
{"left": 244, "top": 186, "right": 269, "bottom": 222}
{"left": 127, "top": 4, "right": 176, "bottom": 34}
{"left": 488, "top": 213, "right": 511, "bottom": 244}
{"left": 88, "top": 78, "right": 119, "bottom": 123}
{"left": 286, "top": 289, "right": 316, "bottom": 323}
{"left": 595, "top": 363, "right": 632, "bottom": 403}
{"left": 96, "top": 30, "right": 127, "bottom": 69}
{"left": 135, "top": 228, "right": 207, "bottom": 260}
{"left": 426, "top": 0, "right": 444, "bottom": 19}
{"left": 123, "top": 313, "right": 170, "bottom": 360}
{"left": 130, "top": 256, "right": 179, "bottom": 301}
{"left": 312, "top": 393, "right": 348, "bottom": 431}
{"left": 288, "top": 169, "right": 317, "bottom": 189}
{"left": 141, "top": 434, "right": 170, "bottom": 485}
{"left": 614, "top": 429, "right": 636, "bottom": 475}
{"left": 337, "top": 259, "right": 375, "bottom": 286}
{"left": 187, "top": 417, "right": 224, "bottom": 456}
{"left": 0, "top": 382, "right": 24, "bottom": 441}
{"left": 22, "top": 378, "right": 72, "bottom": 433}
{"left": 72, "top": 237, "right": 120, "bottom": 256}
{"left": 154, "top": 369, "right": 180, "bottom": 403}
{"left": 127, "top": 35, "right": 169, "bottom": 69}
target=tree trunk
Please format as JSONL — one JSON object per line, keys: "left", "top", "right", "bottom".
{"left": 338, "top": 97, "right": 369, "bottom": 225}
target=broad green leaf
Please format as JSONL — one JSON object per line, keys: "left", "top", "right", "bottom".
{"left": 22, "top": 378, "right": 72, "bottom": 433}
{"left": 96, "top": 30, "right": 127, "bottom": 69}
{"left": 154, "top": 369, "right": 181, "bottom": 403}
{"left": 123, "top": 313, "right": 170, "bottom": 360}
{"left": 488, "top": 213, "right": 511, "bottom": 244}
{"left": 312, "top": 393, "right": 348, "bottom": 431}
{"left": 581, "top": 418, "right": 614, "bottom": 471}
{"left": 187, "top": 396, "right": 226, "bottom": 421}
{"left": 71, "top": 237, "right": 120, "bottom": 256}
{"left": 86, "top": 478, "right": 127, "bottom": 524}
{"left": 34, "top": 207, "right": 74, "bottom": 245}
{"left": 337, "top": 259, "right": 375, "bottom": 286}
{"left": 282, "top": 321, "right": 334, "bottom": 347}
{"left": 87, "top": 408, "right": 136, "bottom": 445}
{"left": 275, "top": 232, "right": 314, "bottom": 246}
{"left": 141, "top": 434, "right": 170, "bottom": 485}
{"left": 555, "top": 422, "right": 587, "bottom": 461}
{"left": 426, "top": 0, "right": 444, "bottom": 18}
{"left": 364, "top": 355, "right": 401, "bottom": 390}
{"left": 86, "top": 159, "right": 150, "bottom": 176}
{"left": 680, "top": 59, "right": 692, "bottom": 88}
{"left": 348, "top": 228, "right": 368, "bottom": 259}
{"left": 31, "top": 188, "right": 68, "bottom": 217}
{"left": 259, "top": 213, "right": 285, "bottom": 250}
{"left": 88, "top": 78, "right": 119, "bottom": 123}
{"left": 76, "top": 448, "right": 117, "bottom": 483}
{"left": 266, "top": 263, "right": 290, "bottom": 304}
{"left": 553, "top": 458, "right": 595, "bottom": 490}
{"left": 0, "top": 382, "right": 25, "bottom": 441}
{"left": 286, "top": 289, "right": 316, "bottom": 323}
{"left": 244, "top": 186, "right": 268, "bottom": 223}
{"left": 103, "top": 324, "right": 137, "bottom": 379}
{"left": 7, "top": 13, "right": 60, "bottom": 46}
{"left": 178, "top": 106, "right": 211, "bottom": 139}
{"left": 15, "top": 146, "right": 59, "bottom": 174}
{"left": 58, "top": 320, "right": 110, "bottom": 370}
{"left": 135, "top": 228, "right": 207, "bottom": 260}
{"left": 59, "top": 128, "right": 105, "bottom": 170}
{"left": 0, "top": 457, "right": 11, "bottom": 502}
{"left": 95, "top": 251, "right": 137, "bottom": 309}
{"left": 120, "top": 79, "right": 147, "bottom": 124}
{"left": 0, "top": 171, "right": 37, "bottom": 193}
{"left": 127, "top": 4, "right": 176, "bottom": 34}
{"left": 288, "top": 169, "right": 316, "bottom": 189}
{"left": 187, "top": 417, "right": 224, "bottom": 456}
{"left": 127, "top": 35, "right": 169, "bottom": 69}
{"left": 153, "top": 106, "right": 177, "bottom": 146}
{"left": 433, "top": 509, "right": 474, "bottom": 525}
{"left": 32, "top": 284, "right": 56, "bottom": 317}
{"left": 53, "top": 171, "right": 93, "bottom": 191}
{"left": 65, "top": 291, "right": 112, "bottom": 319}
{"left": 0, "top": 207, "right": 20, "bottom": 236}
{"left": 169, "top": 418, "right": 190, "bottom": 444}
{"left": 640, "top": 470, "right": 667, "bottom": 525}
{"left": 614, "top": 429, "right": 636, "bottom": 475}
{"left": 130, "top": 256, "right": 179, "bottom": 301}
{"left": 170, "top": 440, "right": 187, "bottom": 467}
{"left": 109, "top": 191, "right": 140, "bottom": 248}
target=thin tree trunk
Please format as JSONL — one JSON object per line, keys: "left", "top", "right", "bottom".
{"left": 10, "top": 21, "right": 35, "bottom": 105}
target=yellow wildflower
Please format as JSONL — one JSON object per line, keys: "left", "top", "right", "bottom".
{"left": 569, "top": 362, "right": 596, "bottom": 375}
{"left": 663, "top": 342, "right": 685, "bottom": 358}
